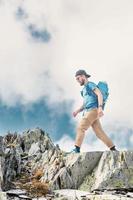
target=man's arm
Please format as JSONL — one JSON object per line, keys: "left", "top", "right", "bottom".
{"left": 93, "top": 87, "right": 104, "bottom": 117}
{"left": 73, "top": 104, "right": 84, "bottom": 117}
{"left": 93, "top": 88, "right": 103, "bottom": 107}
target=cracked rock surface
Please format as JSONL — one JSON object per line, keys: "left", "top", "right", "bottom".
{"left": 0, "top": 128, "right": 133, "bottom": 200}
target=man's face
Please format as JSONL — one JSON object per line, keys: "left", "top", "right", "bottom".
{"left": 76, "top": 75, "right": 85, "bottom": 86}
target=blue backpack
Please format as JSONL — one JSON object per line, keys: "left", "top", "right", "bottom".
{"left": 85, "top": 81, "right": 109, "bottom": 104}
{"left": 97, "top": 81, "right": 109, "bottom": 103}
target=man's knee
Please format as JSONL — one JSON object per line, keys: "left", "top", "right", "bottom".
{"left": 77, "top": 124, "right": 87, "bottom": 134}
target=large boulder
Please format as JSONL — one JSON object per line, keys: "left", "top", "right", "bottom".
{"left": 92, "top": 151, "right": 133, "bottom": 190}
{"left": 80, "top": 151, "right": 133, "bottom": 191}
{"left": 49, "top": 152, "right": 102, "bottom": 189}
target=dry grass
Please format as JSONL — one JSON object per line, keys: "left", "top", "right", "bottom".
{"left": 21, "top": 180, "right": 49, "bottom": 197}
{"left": 29, "top": 180, "right": 49, "bottom": 197}
{"left": 18, "top": 168, "right": 49, "bottom": 197}
{"left": 32, "top": 168, "right": 44, "bottom": 180}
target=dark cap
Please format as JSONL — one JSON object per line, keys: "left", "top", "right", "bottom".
{"left": 75, "top": 69, "right": 91, "bottom": 78}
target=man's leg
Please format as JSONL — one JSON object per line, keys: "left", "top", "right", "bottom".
{"left": 75, "top": 109, "right": 98, "bottom": 147}
{"left": 91, "top": 118, "right": 114, "bottom": 148}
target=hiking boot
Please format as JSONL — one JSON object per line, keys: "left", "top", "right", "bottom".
{"left": 110, "top": 146, "right": 118, "bottom": 151}
{"left": 65, "top": 147, "right": 80, "bottom": 155}
{"left": 70, "top": 147, "right": 80, "bottom": 153}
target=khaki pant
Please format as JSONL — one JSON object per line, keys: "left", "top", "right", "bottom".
{"left": 75, "top": 108, "right": 114, "bottom": 148}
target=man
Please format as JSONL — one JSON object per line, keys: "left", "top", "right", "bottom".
{"left": 71, "top": 69, "right": 116, "bottom": 153}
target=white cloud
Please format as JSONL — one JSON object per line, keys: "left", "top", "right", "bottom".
{"left": 0, "top": 0, "right": 133, "bottom": 128}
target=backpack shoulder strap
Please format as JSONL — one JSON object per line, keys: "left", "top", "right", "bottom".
{"left": 85, "top": 82, "right": 96, "bottom": 96}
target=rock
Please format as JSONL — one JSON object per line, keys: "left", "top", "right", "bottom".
{"left": 53, "top": 189, "right": 133, "bottom": 200}
{"left": 3, "top": 146, "right": 22, "bottom": 190}
{"left": 79, "top": 151, "right": 133, "bottom": 191}
{"left": 0, "top": 136, "right": 4, "bottom": 156}
{"left": 32, "top": 198, "right": 47, "bottom": 200}
{"left": 0, "top": 192, "right": 7, "bottom": 200}
{"left": 126, "top": 192, "right": 133, "bottom": 198}
{"left": 22, "top": 128, "right": 54, "bottom": 153}
{"left": 28, "top": 142, "right": 40, "bottom": 156}
{"left": 17, "top": 195, "right": 32, "bottom": 199}
{"left": 48, "top": 152, "right": 102, "bottom": 190}
{"left": 6, "top": 189, "right": 26, "bottom": 195}
{"left": 54, "top": 189, "right": 90, "bottom": 199}
{"left": 91, "top": 151, "right": 133, "bottom": 190}
{"left": 66, "top": 152, "right": 102, "bottom": 188}
{"left": 0, "top": 157, "right": 4, "bottom": 190}
{"left": 1, "top": 128, "right": 133, "bottom": 199}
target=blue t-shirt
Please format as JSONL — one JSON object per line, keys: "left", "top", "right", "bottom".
{"left": 81, "top": 81, "right": 98, "bottom": 111}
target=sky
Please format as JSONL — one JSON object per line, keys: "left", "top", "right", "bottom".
{"left": 0, "top": 0, "right": 133, "bottom": 151}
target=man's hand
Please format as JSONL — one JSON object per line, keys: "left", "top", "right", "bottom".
{"left": 73, "top": 105, "right": 84, "bottom": 118}
{"left": 98, "top": 107, "right": 104, "bottom": 118}
{"left": 73, "top": 110, "right": 80, "bottom": 117}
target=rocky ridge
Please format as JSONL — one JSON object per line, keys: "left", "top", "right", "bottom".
{"left": 0, "top": 128, "right": 133, "bottom": 200}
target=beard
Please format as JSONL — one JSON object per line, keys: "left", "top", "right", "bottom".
{"left": 79, "top": 79, "right": 85, "bottom": 86}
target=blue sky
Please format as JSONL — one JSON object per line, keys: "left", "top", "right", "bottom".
{"left": 0, "top": 99, "right": 75, "bottom": 141}
{"left": 0, "top": 0, "right": 133, "bottom": 151}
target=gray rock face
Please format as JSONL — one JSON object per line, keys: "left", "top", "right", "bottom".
{"left": 22, "top": 128, "right": 54, "bottom": 153}
{"left": 54, "top": 189, "right": 133, "bottom": 200}
{"left": 91, "top": 151, "right": 133, "bottom": 190}
{"left": 0, "top": 157, "right": 4, "bottom": 191}
{"left": 48, "top": 152, "right": 102, "bottom": 190}
{"left": 1, "top": 128, "right": 56, "bottom": 190}
{"left": 80, "top": 151, "right": 133, "bottom": 191}
{"left": 2, "top": 133, "right": 23, "bottom": 190}
{"left": 0, "top": 128, "right": 133, "bottom": 200}
{"left": 0, "top": 192, "right": 7, "bottom": 200}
